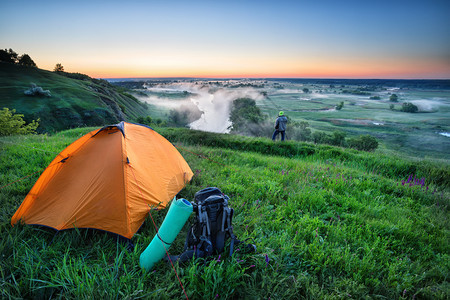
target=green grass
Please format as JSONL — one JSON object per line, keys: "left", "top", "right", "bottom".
{"left": 1, "top": 128, "right": 449, "bottom": 299}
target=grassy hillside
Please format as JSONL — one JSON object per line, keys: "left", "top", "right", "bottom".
{"left": 1, "top": 128, "right": 449, "bottom": 299}
{"left": 0, "top": 63, "right": 151, "bottom": 132}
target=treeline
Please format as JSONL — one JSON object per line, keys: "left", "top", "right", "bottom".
{"left": 0, "top": 48, "right": 37, "bottom": 67}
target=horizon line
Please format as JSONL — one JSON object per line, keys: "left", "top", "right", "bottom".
{"left": 100, "top": 76, "right": 450, "bottom": 81}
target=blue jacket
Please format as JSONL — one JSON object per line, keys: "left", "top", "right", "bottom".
{"left": 275, "top": 116, "right": 287, "bottom": 131}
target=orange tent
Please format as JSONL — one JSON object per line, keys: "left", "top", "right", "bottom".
{"left": 11, "top": 122, "right": 193, "bottom": 239}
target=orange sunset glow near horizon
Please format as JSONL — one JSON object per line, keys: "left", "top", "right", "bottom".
{"left": 1, "top": 0, "right": 449, "bottom": 79}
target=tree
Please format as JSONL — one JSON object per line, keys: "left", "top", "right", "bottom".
{"left": 0, "top": 49, "right": 16, "bottom": 63}
{"left": 54, "top": 63, "right": 64, "bottom": 72}
{"left": 229, "top": 98, "right": 265, "bottom": 132}
{"left": 0, "top": 49, "right": 12, "bottom": 63}
{"left": 302, "top": 88, "right": 310, "bottom": 93}
{"left": 401, "top": 102, "right": 418, "bottom": 113}
{"left": 8, "top": 49, "right": 19, "bottom": 63}
{"left": 389, "top": 94, "right": 398, "bottom": 102}
{"left": 389, "top": 104, "right": 395, "bottom": 110}
{"left": 18, "top": 54, "right": 37, "bottom": 67}
{"left": 0, "top": 108, "right": 39, "bottom": 136}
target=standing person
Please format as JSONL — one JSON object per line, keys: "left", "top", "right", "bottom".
{"left": 272, "top": 111, "right": 288, "bottom": 141}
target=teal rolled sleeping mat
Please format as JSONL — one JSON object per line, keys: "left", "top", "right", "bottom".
{"left": 140, "top": 198, "right": 193, "bottom": 271}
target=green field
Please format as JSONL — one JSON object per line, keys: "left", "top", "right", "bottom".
{"left": 258, "top": 82, "right": 450, "bottom": 160}
{"left": 124, "top": 79, "right": 450, "bottom": 160}
{"left": 1, "top": 127, "right": 448, "bottom": 299}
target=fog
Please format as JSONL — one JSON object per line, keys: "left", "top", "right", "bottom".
{"left": 410, "top": 100, "right": 444, "bottom": 112}
{"left": 137, "top": 82, "right": 264, "bottom": 133}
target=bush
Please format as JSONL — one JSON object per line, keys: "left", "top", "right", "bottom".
{"left": 136, "top": 116, "right": 153, "bottom": 126}
{"left": 289, "top": 121, "right": 312, "bottom": 141}
{"left": 24, "top": 83, "right": 51, "bottom": 97}
{"left": 348, "top": 134, "right": 379, "bottom": 151}
{"left": 401, "top": 102, "right": 418, "bottom": 113}
{"left": 335, "top": 101, "right": 344, "bottom": 110}
{"left": 329, "top": 131, "right": 347, "bottom": 147}
{"left": 0, "top": 107, "right": 39, "bottom": 135}
{"left": 312, "top": 131, "right": 328, "bottom": 144}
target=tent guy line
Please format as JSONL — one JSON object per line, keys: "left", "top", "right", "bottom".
{"left": 0, "top": 161, "right": 60, "bottom": 191}
{"left": 129, "top": 164, "right": 189, "bottom": 300}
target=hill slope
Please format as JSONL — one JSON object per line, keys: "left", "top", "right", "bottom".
{"left": 1, "top": 128, "right": 448, "bottom": 299}
{"left": 0, "top": 63, "right": 151, "bottom": 132}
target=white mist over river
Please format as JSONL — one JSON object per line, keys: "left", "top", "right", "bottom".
{"left": 137, "top": 81, "right": 264, "bottom": 133}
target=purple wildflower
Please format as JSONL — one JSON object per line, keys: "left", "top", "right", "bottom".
{"left": 265, "top": 254, "right": 270, "bottom": 266}
{"left": 408, "top": 174, "right": 413, "bottom": 182}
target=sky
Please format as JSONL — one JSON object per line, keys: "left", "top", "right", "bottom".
{"left": 1, "top": 0, "right": 449, "bottom": 79}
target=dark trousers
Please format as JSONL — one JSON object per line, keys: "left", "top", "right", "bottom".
{"left": 272, "top": 130, "right": 286, "bottom": 141}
